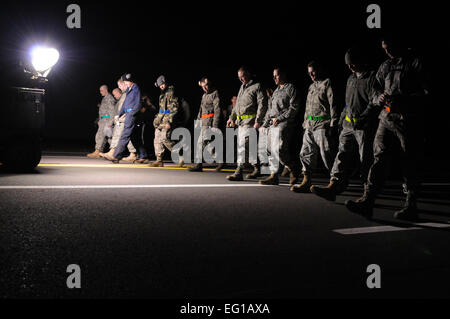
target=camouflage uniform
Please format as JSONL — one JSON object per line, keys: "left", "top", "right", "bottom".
{"left": 229, "top": 80, "right": 267, "bottom": 167}
{"left": 330, "top": 71, "right": 379, "bottom": 183}
{"left": 195, "top": 89, "right": 221, "bottom": 163}
{"left": 366, "top": 54, "right": 428, "bottom": 196}
{"left": 300, "top": 78, "right": 338, "bottom": 174}
{"left": 110, "top": 92, "right": 136, "bottom": 153}
{"left": 153, "top": 85, "right": 179, "bottom": 160}
{"left": 262, "top": 83, "right": 300, "bottom": 174}
{"left": 95, "top": 93, "right": 116, "bottom": 151}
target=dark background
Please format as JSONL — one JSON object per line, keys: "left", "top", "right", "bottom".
{"left": 0, "top": 0, "right": 447, "bottom": 168}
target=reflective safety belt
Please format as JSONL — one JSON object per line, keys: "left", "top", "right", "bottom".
{"left": 201, "top": 113, "right": 214, "bottom": 118}
{"left": 125, "top": 108, "right": 133, "bottom": 113}
{"left": 159, "top": 110, "right": 170, "bottom": 114}
{"left": 345, "top": 115, "right": 358, "bottom": 123}
{"left": 237, "top": 114, "right": 256, "bottom": 120}
{"left": 308, "top": 114, "right": 330, "bottom": 121}
{"left": 100, "top": 115, "right": 111, "bottom": 119}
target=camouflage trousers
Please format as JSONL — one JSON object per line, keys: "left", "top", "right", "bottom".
{"left": 299, "top": 128, "right": 336, "bottom": 174}
{"left": 111, "top": 121, "right": 136, "bottom": 153}
{"left": 195, "top": 126, "right": 220, "bottom": 163}
{"left": 265, "top": 123, "right": 298, "bottom": 174}
{"left": 95, "top": 119, "right": 112, "bottom": 151}
{"left": 367, "top": 119, "right": 424, "bottom": 195}
{"left": 330, "top": 126, "right": 374, "bottom": 183}
{"left": 236, "top": 126, "right": 264, "bottom": 167}
{"left": 154, "top": 128, "right": 176, "bottom": 160}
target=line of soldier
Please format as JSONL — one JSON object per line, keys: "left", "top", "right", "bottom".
{"left": 87, "top": 36, "right": 428, "bottom": 222}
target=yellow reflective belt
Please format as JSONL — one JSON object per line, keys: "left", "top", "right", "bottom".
{"left": 237, "top": 114, "right": 256, "bottom": 120}
{"left": 345, "top": 115, "right": 358, "bottom": 123}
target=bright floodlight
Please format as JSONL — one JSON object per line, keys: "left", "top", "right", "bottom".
{"left": 30, "top": 46, "right": 60, "bottom": 74}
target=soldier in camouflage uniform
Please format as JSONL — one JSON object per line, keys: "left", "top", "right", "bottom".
{"left": 100, "top": 80, "right": 137, "bottom": 160}
{"left": 311, "top": 48, "right": 380, "bottom": 201}
{"left": 226, "top": 66, "right": 268, "bottom": 181}
{"left": 149, "top": 75, "right": 184, "bottom": 167}
{"left": 259, "top": 67, "right": 300, "bottom": 185}
{"left": 188, "top": 77, "right": 223, "bottom": 172}
{"left": 291, "top": 61, "right": 339, "bottom": 193}
{"left": 346, "top": 37, "right": 428, "bottom": 221}
{"left": 87, "top": 85, "right": 116, "bottom": 158}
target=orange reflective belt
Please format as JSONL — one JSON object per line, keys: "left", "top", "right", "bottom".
{"left": 201, "top": 113, "right": 214, "bottom": 118}
{"left": 385, "top": 106, "right": 391, "bottom": 113}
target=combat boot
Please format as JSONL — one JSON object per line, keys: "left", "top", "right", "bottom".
{"left": 227, "top": 166, "right": 243, "bottom": 181}
{"left": 87, "top": 149, "right": 101, "bottom": 158}
{"left": 215, "top": 163, "right": 224, "bottom": 172}
{"left": 289, "top": 171, "right": 299, "bottom": 186}
{"left": 290, "top": 172, "right": 311, "bottom": 193}
{"left": 134, "top": 158, "right": 149, "bottom": 164}
{"left": 310, "top": 179, "right": 339, "bottom": 202}
{"left": 176, "top": 159, "right": 185, "bottom": 168}
{"left": 394, "top": 191, "right": 419, "bottom": 221}
{"left": 149, "top": 158, "right": 164, "bottom": 167}
{"left": 122, "top": 152, "right": 137, "bottom": 162}
{"left": 188, "top": 163, "right": 203, "bottom": 172}
{"left": 104, "top": 153, "right": 120, "bottom": 163}
{"left": 259, "top": 173, "right": 279, "bottom": 185}
{"left": 100, "top": 148, "right": 115, "bottom": 159}
{"left": 281, "top": 166, "right": 290, "bottom": 177}
{"left": 345, "top": 185, "right": 375, "bottom": 219}
{"left": 245, "top": 165, "right": 261, "bottom": 179}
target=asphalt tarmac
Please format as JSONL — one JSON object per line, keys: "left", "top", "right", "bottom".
{"left": 1, "top": 155, "right": 450, "bottom": 299}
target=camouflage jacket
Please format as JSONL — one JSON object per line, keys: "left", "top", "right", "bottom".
{"left": 263, "top": 83, "right": 299, "bottom": 127}
{"left": 303, "top": 78, "right": 338, "bottom": 131}
{"left": 99, "top": 93, "right": 116, "bottom": 125}
{"left": 196, "top": 89, "right": 221, "bottom": 128}
{"left": 230, "top": 80, "right": 267, "bottom": 127}
{"left": 375, "top": 55, "right": 428, "bottom": 124}
{"left": 154, "top": 85, "right": 179, "bottom": 130}
{"left": 340, "top": 71, "right": 380, "bottom": 129}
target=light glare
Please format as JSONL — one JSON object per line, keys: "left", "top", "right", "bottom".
{"left": 30, "top": 46, "right": 60, "bottom": 72}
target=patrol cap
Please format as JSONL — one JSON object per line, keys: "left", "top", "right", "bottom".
{"left": 155, "top": 75, "right": 166, "bottom": 87}
{"left": 121, "top": 73, "right": 134, "bottom": 82}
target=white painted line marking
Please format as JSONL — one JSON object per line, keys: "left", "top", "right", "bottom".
{"left": 0, "top": 184, "right": 272, "bottom": 190}
{"left": 334, "top": 222, "right": 450, "bottom": 235}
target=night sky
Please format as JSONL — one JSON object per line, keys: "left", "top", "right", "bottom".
{"left": 0, "top": 1, "right": 446, "bottom": 159}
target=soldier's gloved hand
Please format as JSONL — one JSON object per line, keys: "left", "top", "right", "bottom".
{"left": 165, "top": 123, "right": 171, "bottom": 130}
{"left": 227, "top": 119, "right": 235, "bottom": 128}
{"left": 272, "top": 118, "right": 279, "bottom": 126}
{"left": 253, "top": 122, "right": 261, "bottom": 130}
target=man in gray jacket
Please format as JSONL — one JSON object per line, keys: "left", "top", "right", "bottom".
{"left": 226, "top": 66, "right": 268, "bottom": 181}
{"left": 189, "top": 77, "right": 223, "bottom": 172}
{"left": 259, "top": 67, "right": 300, "bottom": 185}
{"left": 311, "top": 48, "right": 380, "bottom": 201}
{"left": 291, "top": 61, "right": 339, "bottom": 192}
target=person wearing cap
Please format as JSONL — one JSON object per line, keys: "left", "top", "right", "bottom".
{"left": 100, "top": 79, "right": 137, "bottom": 160}
{"left": 225, "top": 66, "right": 268, "bottom": 181}
{"left": 345, "top": 37, "right": 429, "bottom": 221}
{"left": 188, "top": 77, "right": 223, "bottom": 172}
{"left": 149, "top": 75, "right": 184, "bottom": 167}
{"left": 87, "top": 84, "right": 116, "bottom": 158}
{"left": 104, "top": 73, "right": 142, "bottom": 163}
{"left": 290, "top": 61, "right": 339, "bottom": 193}
{"left": 310, "top": 47, "right": 380, "bottom": 201}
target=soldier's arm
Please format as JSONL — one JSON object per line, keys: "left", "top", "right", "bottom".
{"left": 278, "top": 85, "right": 300, "bottom": 122}
{"left": 212, "top": 91, "right": 221, "bottom": 128}
{"left": 229, "top": 104, "right": 237, "bottom": 122}
{"left": 128, "top": 89, "right": 142, "bottom": 117}
{"left": 255, "top": 85, "right": 268, "bottom": 125}
{"left": 262, "top": 98, "right": 271, "bottom": 127}
{"left": 327, "top": 82, "right": 338, "bottom": 127}
{"left": 360, "top": 73, "right": 383, "bottom": 120}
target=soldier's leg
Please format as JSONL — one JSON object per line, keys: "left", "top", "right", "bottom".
{"left": 161, "top": 129, "right": 184, "bottom": 166}
{"left": 112, "top": 117, "right": 136, "bottom": 160}
{"left": 315, "top": 128, "right": 336, "bottom": 173}
{"left": 95, "top": 120, "right": 107, "bottom": 152}
{"left": 299, "top": 129, "right": 319, "bottom": 175}
{"left": 154, "top": 129, "right": 165, "bottom": 160}
{"left": 356, "top": 128, "right": 375, "bottom": 183}
{"left": 330, "top": 127, "right": 356, "bottom": 184}
{"left": 394, "top": 119, "right": 424, "bottom": 219}
{"left": 345, "top": 123, "right": 395, "bottom": 218}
